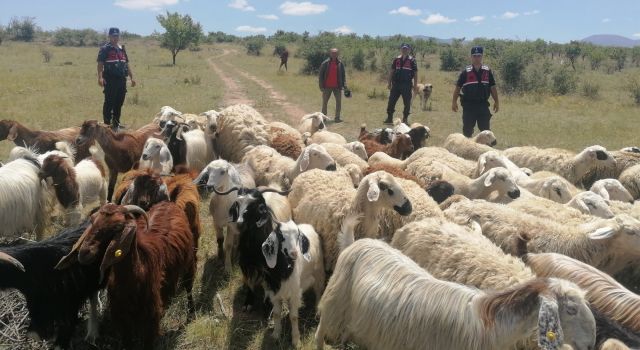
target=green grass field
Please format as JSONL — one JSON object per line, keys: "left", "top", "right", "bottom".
{"left": 0, "top": 39, "right": 639, "bottom": 349}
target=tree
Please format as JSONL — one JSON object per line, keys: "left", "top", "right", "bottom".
{"left": 610, "top": 48, "right": 627, "bottom": 71}
{"left": 631, "top": 46, "right": 640, "bottom": 67}
{"left": 7, "top": 16, "right": 37, "bottom": 42}
{"left": 588, "top": 48, "right": 607, "bottom": 70}
{"left": 564, "top": 41, "right": 582, "bottom": 71}
{"left": 156, "top": 12, "right": 203, "bottom": 65}
{"left": 244, "top": 36, "right": 265, "bottom": 56}
{"left": 352, "top": 48, "right": 365, "bottom": 71}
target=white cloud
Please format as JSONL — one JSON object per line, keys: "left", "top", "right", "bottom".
{"left": 333, "top": 25, "right": 353, "bottom": 34}
{"left": 389, "top": 6, "right": 421, "bottom": 16}
{"left": 236, "top": 25, "right": 266, "bottom": 33}
{"left": 280, "top": 1, "right": 328, "bottom": 16}
{"left": 420, "top": 13, "right": 456, "bottom": 25}
{"left": 258, "top": 14, "right": 279, "bottom": 20}
{"left": 466, "top": 15, "right": 485, "bottom": 23}
{"left": 523, "top": 10, "right": 540, "bottom": 16}
{"left": 633, "top": 33, "right": 640, "bottom": 38}
{"left": 602, "top": 18, "right": 611, "bottom": 23}
{"left": 229, "top": 0, "right": 255, "bottom": 11}
{"left": 114, "top": 0, "right": 179, "bottom": 11}
{"left": 500, "top": 11, "right": 519, "bottom": 19}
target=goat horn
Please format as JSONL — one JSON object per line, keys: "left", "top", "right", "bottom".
{"left": 212, "top": 187, "right": 239, "bottom": 195}
{"left": 258, "top": 187, "right": 291, "bottom": 196}
{"left": 0, "top": 252, "right": 25, "bottom": 272}
{"left": 123, "top": 205, "right": 149, "bottom": 229}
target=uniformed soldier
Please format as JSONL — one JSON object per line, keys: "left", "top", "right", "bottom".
{"left": 451, "top": 46, "right": 499, "bottom": 137}
{"left": 97, "top": 27, "right": 136, "bottom": 131}
{"left": 385, "top": 43, "right": 418, "bottom": 125}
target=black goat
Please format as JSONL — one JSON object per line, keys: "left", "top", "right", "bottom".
{"left": 0, "top": 221, "right": 104, "bottom": 348}
{"left": 160, "top": 120, "right": 189, "bottom": 168}
{"left": 213, "top": 186, "right": 289, "bottom": 311}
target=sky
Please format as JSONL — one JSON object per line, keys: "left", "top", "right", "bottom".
{"left": 2, "top": 0, "right": 640, "bottom": 43}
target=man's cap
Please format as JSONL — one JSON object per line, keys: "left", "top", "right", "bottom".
{"left": 400, "top": 43, "right": 411, "bottom": 49}
{"left": 471, "top": 46, "right": 484, "bottom": 55}
{"left": 108, "top": 27, "right": 120, "bottom": 36}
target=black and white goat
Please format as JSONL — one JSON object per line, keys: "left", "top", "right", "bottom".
{"left": 0, "top": 220, "right": 103, "bottom": 349}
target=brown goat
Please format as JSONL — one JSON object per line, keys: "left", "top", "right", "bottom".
{"left": 76, "top": 120, "right": 160, "bottom": 201}
{"left": 116, "top": 168, "right": 201, "bottom": 245}
{"left": 361, "top": 133, "right": 414, "bottom": 159}
{"left": 0, "top": 120, "right": 91, "bottom": 161}
{"left": 270, "top": 133, "right": 302, "bottom": 160}
{"left": 56, "top": 202, "right": 196, "bottom": 350}
{"left": 358, "top": 124, "right": 393, "bottom": 145}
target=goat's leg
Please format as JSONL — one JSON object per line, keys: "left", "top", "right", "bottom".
{"left": 184, "top": 266, "right": 196, "bottom": 318}
{"left": 85, "top": 292, "right": 100, "bottom": 344}
{"left": 314, "top": 316, "right": 326, "bottom": 350}
{"left": 223, "top": 225, "right": 238, "bottom": 274}
{"left": 107, "top": 172, "right": 117, "bottom": 202}
{"left": 271, "top": 299, "right": 283, "bottom": 340}
{"left": 289, "top": 295, "right": 302, "bottom": 347}
{"left": 99, "top": 181, "right": 108, "bottom": 205}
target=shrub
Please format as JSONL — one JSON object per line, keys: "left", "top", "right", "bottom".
{"left": 53, "top": 28, "right": 102, "bottom": 47}
{"left": 273, "top": 44, "right": 286, "bottom": 57}
{"left": 7, "top": 17, "right": 37, "bottom": 42}
{"left": 352, "top": 48, "right": 365, "bottom": 71}
{"left": 367, "top": 88, "right": 387, "bottom": 100}
{"left": 439, "top": 47, "right": 465, "bottom": 71}
{"left": 581, "top": 80, "right": 600, "bottom": 99}
{"left": 368, "top": 57, "right": 377, "bottom": 72}
{"left": 627, "top": 75, "right": 640, "bottom": 105}
{"left": 245, "top": 37, "right": 265, "bottom": 56}
{"left": 299, "top": 32, "right": 336, "bottom": 75}
{"left": 610, "top": 48, "right": 627, "bottom": 71}
{"left": 499, "top": 47, "right": 531, "bottom": 93}
{"left": 522, "top": 58, "right": 552, "bottom": 93}
{"left": 551, "top": 67, "right": 577, "bottom": 95}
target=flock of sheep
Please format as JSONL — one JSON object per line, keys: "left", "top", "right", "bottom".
{"left": 0, "top": 103, "right": 639, "bottom": 350}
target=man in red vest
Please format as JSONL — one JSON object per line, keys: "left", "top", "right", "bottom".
{"left": 318, "top": 48, "right": 346, "bottom": 123}
{"left": 451, "top": 46, "right": 499, "bottom": 137}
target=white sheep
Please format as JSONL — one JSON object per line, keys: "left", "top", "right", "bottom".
{"left": 139, "top": 138, "right": 173, "bottom": 175}
{"left": 503, "top": 145, "right": 616, "bottom": 186}
{"left": 214, "top": 104, "right": 270, "bottom": 163}
{"left": 181, "top": 128, "right": 213, "bottom": 172}
{"left": 194, "top": 160, "right": 256, "bottom": 273}
{"left": 369, "top": 147, "right": 477, "bottom": 177}
{"left": 341, "top": 141, "right": 368, "bottom": 161}
{"left": 619, "top": 164, "right": 640, "bottom": 200}
{"left": 315, "top": 238, "right": 596, "bottom": 350}
{"left": 508, "top": 191, "right": 614, "bottom": 221}
{"left": 444, "top": 199, "right": 640, "bottom": 275}
{"left": 290, "top": 170, "right": 412, "bottom": 271}
{"left": 478, "top": 150, "right": 577, "bottom": 203}
{"left": 261, "top": 220, "right": 325, "bottom": 347}
{"left": 302, "top": 130, "right": 347, "bottom": 145}
{"left": 319, "top": 142, "right": 368, "bottom": 171}
{"left": 298, "top": 112, "right": 328, "bottom": 134}
{"left": 590, "top": 179, "right": 634, "bottom": 203}
{"left": 437, "top": 163, "right": 521, "bottom": 201}
{"left": 243, "top": 144, "right": 336, "bottom": 190}
{"left": 0, "top": 156, "right": 48, "bottom": 240}
{"left": 443, "top": 132, "right": 497, "bottom": 160}
{"left": 153, "top": 106, "right": 208, "bottom": 130}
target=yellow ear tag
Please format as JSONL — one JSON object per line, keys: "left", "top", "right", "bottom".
{"left": 115, "top": 249, "right": 123, "bottom": 258}
{"left": 546, "top": 330, "right": 556, "bottom": 341}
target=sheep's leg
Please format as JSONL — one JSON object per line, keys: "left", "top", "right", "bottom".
{"left": 85, "top": 292, "right": 100, "bottom": 344}
{"left": 107, "top": 172, "right": 117, "bottom": 202}
{"left": 223, "top": 225, "right": 237, "bottom": 274}
{"left": 289, "top": 296, "right": 302, "bottom": 347}
{"left": 271, "top": 299, "right": 283, "bottom": 340}
{"left": 99, "top": 182, "right": 108, "bottom": 205}
{"left": 314, "top": 317, "right": 326, "bottom": 350}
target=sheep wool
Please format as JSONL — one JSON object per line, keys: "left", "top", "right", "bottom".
{"left": 215, "top": 104, "right": 270, "bottom": 163}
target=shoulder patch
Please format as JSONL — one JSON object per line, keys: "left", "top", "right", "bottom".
{"left": 482, "top": 65, "right": 490, "bottom": 71}
{"left": 465, "top": 65, "right": 473, "bottom": 72}
{"left": 396, "top": 55, "right": 403, "bottom": 59}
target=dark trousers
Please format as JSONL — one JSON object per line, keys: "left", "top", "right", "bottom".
{"left": 279, "top": 60, "right": 288, "bottom": 71}
{"left": 321, "top": 88, "right": 342, "bottom": 118}
{"left": 462, "top": 103, "right": 492, "bottom": 137}
{"left": 103, "top": 77, "right": 127, "bottom": 126}
{"left": 386, "top": 83, "right": 412, "bottom": 119}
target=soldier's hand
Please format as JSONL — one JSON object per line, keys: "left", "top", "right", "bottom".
{"left": 98, "top": 78, "right": 104, "bottom": 87}
{"left": 493, "top": 102, "right": 499, "bottom": 113}
{"left": 452, "top": 102, "right": 458, "bottom": 113}
{"left": 387, "top": 82, "right": 392, "bottom": 90}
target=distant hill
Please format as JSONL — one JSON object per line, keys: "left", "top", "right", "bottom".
{"left": 582, "top": 34, "right": 640, "bottom": 47}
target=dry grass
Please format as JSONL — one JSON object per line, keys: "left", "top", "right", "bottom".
{"left": 1, "top": 40, "right": 639, "bottom": 349}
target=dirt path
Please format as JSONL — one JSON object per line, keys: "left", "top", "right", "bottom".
{"left": 208, "top": 48, "right": 306, "bottom": 123}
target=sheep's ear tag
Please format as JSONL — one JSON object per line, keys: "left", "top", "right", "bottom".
{"left": 299, "top": 231, "right": 311, "bottom": 262}
{"left": 537, "top": 296, "right": 564, "bottom": 350}
{"left": 261, "top": 232, "right": 278, "bottom": 269}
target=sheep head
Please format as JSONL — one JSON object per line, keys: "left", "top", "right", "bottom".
{"left": 120, "top": 170, "right": 169, "bottom": 210}
{"left": 540, "top": 177, "right": 573, "bottom": 204}
{"left": 56, "top": 204, "right": 148, "bottom": 282}
{"left": 426, "top": 180, "right": 455, "bottom": 204}
{"left": 474, "top": 130, "right": 497, "bottom": 147}
{"left": 301, "top": 112, "right": 326, "bottom": 132}
{"left": 476, "top": 151, "right": 505, "bottom": 175}
{"left": 141, "top": 138, "right": 165, "bottom": 161}
{"left": 574, "top": 146, "right": 616, "bottom": 179}
{"left": 591, "top": 179, "right": 634, "bottom": 203}
{"left": 297, "top": 144, "right": 336, "bottom": 172}
{"left": 38, "top": 154, "right": 69, "bottom": 181}
{"left": 587, "top": 214, "right": 640, "bottom": 272}
{"left": 0, "top": 120, "right": 18, "bottom": 142}
{"left": 567, "top": 191, "right": 613, "bottom": 218}
{"left": 262, "top": 220, "right": 311, "bottom": 269}
{"left": 540, "top": 279, "right": 595, "bottom": 350}
{"left": 194, "top": 160, "right": 242, "bottom": 192}
{"left": 393, "top": 134, "right": 414, "bottom": 159}
{"left": 483, "top": 167, "right": 521, "bottom": 199}
{"left": 200, "top": 110, "right": 219, "bottom": 134}
{"left": 361, "top": 171, "right": 412, "bottom": 216}
{"left": 214, "top": 187, "right": 287, "bottom": 226}
{"left": 407, "top": 125, "right": 430, "bottom": 150}
{"left": 343, "top": 141, "right": 368, "bottom": 161}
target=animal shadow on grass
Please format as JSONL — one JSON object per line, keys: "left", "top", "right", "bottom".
{"left": 259, "top": 290, "right": 320, "bottom": 350}
{"left": 196, "top": 254, "right": 229, "bottom": 313}
{"left": 226, "top": 285, "right": 268, "bottom": 350}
